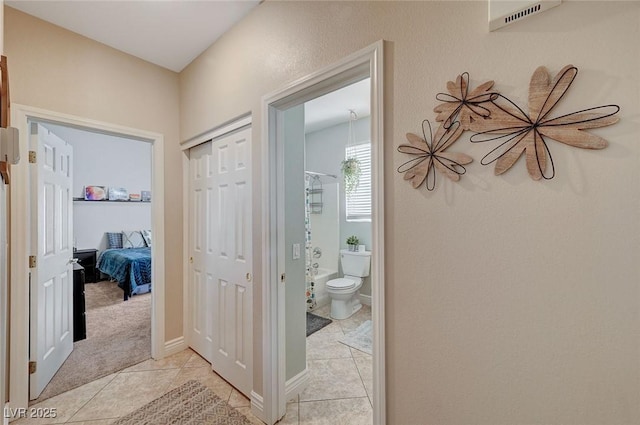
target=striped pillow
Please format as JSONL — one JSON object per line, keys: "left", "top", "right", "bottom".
{"left": 106, "top": 232, "right": 123, "bottom": 249}
{"left": 141, "top": 229, "right": 152, "bottom": 247}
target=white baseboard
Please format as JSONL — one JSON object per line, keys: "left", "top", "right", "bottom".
{"left": 164, "top": 336, "right": 187, "bottom": 357}
{"left": 359, "top": 294, "right": 371, "bottom": 306}
{"left": 250, "top": 391, "right": 265, "bottom": 423}
{"left": 285, "top": 368, "right": 309, "bottom": 402}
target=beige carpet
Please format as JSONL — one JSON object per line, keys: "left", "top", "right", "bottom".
{"left": 33, "top": 280, "right": 151, "bottom": 403}
{"left": 112, "top": 380, "right": 253, "bottom": 425}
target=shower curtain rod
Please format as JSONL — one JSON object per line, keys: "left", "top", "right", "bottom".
{"left": 305, "top": 170, "right": 337, "bottom": 179}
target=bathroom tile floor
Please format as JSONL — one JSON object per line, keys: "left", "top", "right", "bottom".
{"left": 13, "top": 305, "right": 372, "bottom": 425}
{"left": 299, "top": 303, "right": 373, "bottom": 424}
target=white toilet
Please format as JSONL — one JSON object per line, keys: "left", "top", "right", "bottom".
{"left": 326, "top": 249, "right": 371, "bottom": 320}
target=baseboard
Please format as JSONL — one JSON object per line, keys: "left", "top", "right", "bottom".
{"left": 285, "top": 368, "right": 309, "bottom": 402}
{"left": 164, "top": 336, "right": 187, "bottom": 357}
{"left": 250, "top": 370, "right": 308, "bottom": 425}
{"left": 359, "top": 294, "right": 372, "bottom": 306}
{"left": 250, "top": 391, "right": 265, "bottom": 423}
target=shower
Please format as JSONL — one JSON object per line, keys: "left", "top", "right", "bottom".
{"left": 304, "top": 171, "right": 338, "bottom": 310}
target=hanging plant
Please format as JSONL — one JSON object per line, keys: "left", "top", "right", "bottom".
{"left": 341, "top": 156, "right": 361, "bottom": 196}
{"left": 342, "top": 109, "right": 362, "bottom": 196}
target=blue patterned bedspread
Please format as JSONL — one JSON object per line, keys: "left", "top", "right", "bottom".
{"left": 97, "top": 247, "right": 151, "bottom": 297}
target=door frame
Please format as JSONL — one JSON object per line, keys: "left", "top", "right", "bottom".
{"left": 0, "top": 182, "right": 8, "bottom": 420}
{"left": 260, "top": 41, "right": 385, "bottom": 424}
{"left": 9, "top": 104, "right": 166, "bottom": 411}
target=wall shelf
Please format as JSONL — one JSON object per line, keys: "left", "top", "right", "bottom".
{"left": 73, "top": 198, "right": 150, "bottom": 203}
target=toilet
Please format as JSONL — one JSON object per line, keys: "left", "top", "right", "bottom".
{"left": 326, "top": 249, "right": 371, "bottom": 320}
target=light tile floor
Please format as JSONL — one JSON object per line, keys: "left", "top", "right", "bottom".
{"left": 297, "top": 303, "right": 373, "bottom": 425}
{"left": 13, "top": 305, "right": 372, "bottom": 425}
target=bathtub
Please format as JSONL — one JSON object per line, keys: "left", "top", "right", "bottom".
{"left": 310, "top": 267, "right": 338, "bottom": 309}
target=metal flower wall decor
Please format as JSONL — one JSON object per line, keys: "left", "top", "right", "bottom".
{"left": 397, "top": 120, "right": 472, "bottom": 191}
{"left": 397, "top": 64, "right": 620, "bottom": 190}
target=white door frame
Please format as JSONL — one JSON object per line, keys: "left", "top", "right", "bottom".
{"left": 9, "top": 104, "right": 166, "bottom": 412}
{"left": 1, "top": 182, "right": 8, "bottom": 420}
{"left": 260, "top": 41, "right": 385, "bottom": 424}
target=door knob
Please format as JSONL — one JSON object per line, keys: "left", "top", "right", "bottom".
{"left": 246, "top": 273, "right": 252, "bottom": 282}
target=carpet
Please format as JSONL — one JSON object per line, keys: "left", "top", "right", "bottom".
{"left": 306, "top": 311, "right": 332, "bottom": 337}
{"left": 112, "top": 380, "right": 253, "bottom": 425}
{"left": 33, "top": 281, "right": 151, "bottom": 403}
{"left": 339, "top": 320, "right": 372, "bottom": 355}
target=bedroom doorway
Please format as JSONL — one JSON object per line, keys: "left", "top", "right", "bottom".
{"left": 9, "top": 104, "right": 166, "bottom": 411}
{"left": 29, "top": 121, "right": 154, "bottom": 402}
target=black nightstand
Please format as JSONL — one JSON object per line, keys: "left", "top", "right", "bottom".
{"left": 72, "top": 263, "right": 87, "bottom": 342}
{"left": 74, "top": 248, "right": 98, "bottom": 283}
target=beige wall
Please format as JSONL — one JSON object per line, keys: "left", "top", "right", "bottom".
{"left": 4, "top": 7, "right": 184, "bottom": 340}
{"left": 180, "top": 1, "right": 640, "bottom": 424}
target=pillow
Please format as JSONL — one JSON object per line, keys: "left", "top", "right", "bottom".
{"left": 141, "top": 229, "right": 152, "bottom": 247}
{"left": 106, "top": 232, "right": 123, "bottom": 249}
{"left": 122, "top": 230, "right": 146, "bottom": 249}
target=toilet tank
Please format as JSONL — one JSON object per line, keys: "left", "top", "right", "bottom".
{"left": 340, "top": 249, "right": 371, "bottom": 277}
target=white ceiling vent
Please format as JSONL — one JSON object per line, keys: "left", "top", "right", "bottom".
{"left": 489, "top": 0, "right": 561, "bottom": 31}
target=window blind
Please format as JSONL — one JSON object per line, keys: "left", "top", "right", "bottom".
{"left": 345, "top": 142, "right": 371, "bottom": 221}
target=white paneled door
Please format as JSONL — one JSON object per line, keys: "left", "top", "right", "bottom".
{"left": 30, "top": 123, "right": 74, "bottom": 399}
{"left": 189, "top": 127, "right": 253, "bottom": 397}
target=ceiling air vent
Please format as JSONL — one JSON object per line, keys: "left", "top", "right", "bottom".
{"left": 489, "top": 0, "right": 562, "bottom": 32}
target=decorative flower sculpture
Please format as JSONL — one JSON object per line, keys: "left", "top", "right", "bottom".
{"left": 469, "top": 65, "right": 620, "bottom": 180}
{"left": 397, "top": 120, "right": 472, "bottom": 191}
{"left": 434, "top": 72, "right": 498, "bottom": 130}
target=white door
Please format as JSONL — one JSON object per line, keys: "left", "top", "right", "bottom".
{"left": 189, "top": 127, "right": 253, "bottom": 397}
{"left": 29, "top": 123, "right": 74, "bottom": 399}
{"left": 188, "top": 141, "right": 214, "bottom": 361}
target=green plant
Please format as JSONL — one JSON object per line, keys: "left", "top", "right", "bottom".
{"left": 346, "top": 235, "right": 359, "bottom": 246}
{"left": 341, "top": 157, "right": 362, "bottom": 196}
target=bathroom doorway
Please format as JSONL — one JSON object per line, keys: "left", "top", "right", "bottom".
{"left": 261, "top": 41, "right": 384, "bottom": 425}
{"left": 300, "top": 79, "right": 374, "bottom": 422}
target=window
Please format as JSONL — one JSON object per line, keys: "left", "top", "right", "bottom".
{"left": 345, "top": 142, "right": 371, "bottom": 221}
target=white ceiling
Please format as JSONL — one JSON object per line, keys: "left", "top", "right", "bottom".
{"left": 6, "top": 0, "right": 260, "bottom": 72}
{"left": 7, "top": 0, "right": 369, "bottom": 132}
{"left": 304, "top": 78, "right": 370, "bottom": 134}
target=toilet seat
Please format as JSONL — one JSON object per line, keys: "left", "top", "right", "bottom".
{"left": 327, "top": 277, "right": 357, "bottom": 290}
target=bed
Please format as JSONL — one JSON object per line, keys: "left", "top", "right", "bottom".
{"left": 97, "top": 231, "right": 152, "bottom": 300}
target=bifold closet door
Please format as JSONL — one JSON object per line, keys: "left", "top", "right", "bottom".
{"left": 188, "top": 141, "right": 213, "bottom": 361}
{"left": 188, "top": 127, "right": 253, "bottom": 397}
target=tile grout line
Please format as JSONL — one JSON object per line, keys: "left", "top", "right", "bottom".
{"left": 62, "top": 374, "right": 120, "bottom": 424}
{"left": 351, "top": 347, "right": 373, "bottom": 409}
{"left": 64, "top": 353, "right": 194, "bottom": 424}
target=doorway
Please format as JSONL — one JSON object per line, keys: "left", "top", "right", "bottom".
{"left": 9, "top": 104, "right": 166, "bottom": 412}
{"left": 261, "top": 41, "right": 385, "bottom": 424}
{"left": 30, "top": 122, "right": 154, "bottom": 402}
{"left": 299, "top": 78, "right": 374, "bottom": 420}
